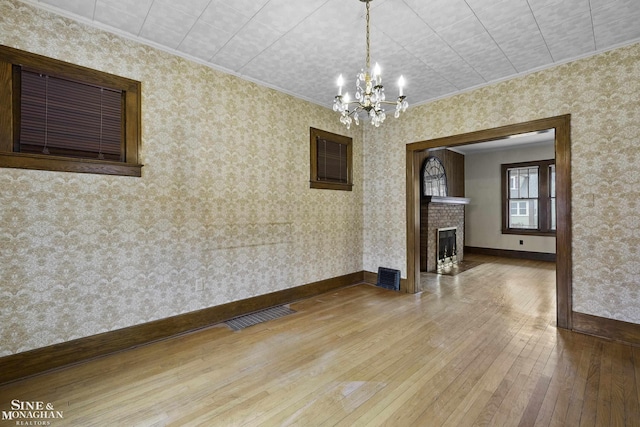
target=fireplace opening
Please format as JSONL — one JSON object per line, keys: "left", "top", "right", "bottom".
{"left": 437, "top": 227, "right": 457, "bottom": 272}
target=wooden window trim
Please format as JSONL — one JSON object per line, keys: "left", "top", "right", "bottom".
{"left": 309, "top": 127, "right": 353, "bottom": 191}
{"left": 501, "top": 159, "right": 555, "bottom": 236}
{"left": 0, "top": 45, "right": 142, "bottom": 177}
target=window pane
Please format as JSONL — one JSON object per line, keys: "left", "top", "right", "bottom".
{"left": 509, "top": 199, "right": 538, "bottom": 229}
{"left": 519, "top": 170, "right": 529, "bottom": 198}
{"left": 508, "top": 169, "right": 519, "bottom": 198}
{"left": 549, "top": 165, "right": 556, "bottom": 197}
{"left": 551, "top": 198, "right": 556, "bottom": 230}
{"left": 528, "top": 167, "right": 539, "bottom": 197}
{"left": 519, "top": 202, "right": 527, "bottom": 215}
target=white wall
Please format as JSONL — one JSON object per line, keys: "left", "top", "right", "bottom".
{"left": 464, "top": 141, "right": 556, "bottom": 253}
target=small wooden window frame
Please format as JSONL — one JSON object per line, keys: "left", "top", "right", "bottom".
{"left": 0, "top": 45, "right": 142, "bottom": 177}
{"left": 309, "top": 127, "right": 353, "bottom": 191}
{"left": 501, "top": 158, "right": 555, "bottom": 236}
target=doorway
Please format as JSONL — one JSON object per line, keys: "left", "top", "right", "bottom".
{"left": 405, "top": 115, "right": 572, "bottom": 329}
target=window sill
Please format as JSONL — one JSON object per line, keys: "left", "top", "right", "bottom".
{"left": 501, "top": 228, "right": 556, "bottom": 237}
{"left": 310, "top": 180, "right": 353, "bottom": 191}
{"left": 0, "top": 152, "right": 142, "bottom": 177}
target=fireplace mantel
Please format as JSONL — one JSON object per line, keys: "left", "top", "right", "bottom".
{"left": 422, "top": 196, "right": 470, "bottom": 205}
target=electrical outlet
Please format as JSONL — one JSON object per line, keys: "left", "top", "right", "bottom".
{"left": 519, "top": 240, "right": 524, "bottom": 245}
{"left": 195, "top": 278, "right": 204, "bottom": 291}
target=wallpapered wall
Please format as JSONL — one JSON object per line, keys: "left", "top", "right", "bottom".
{"left": 363, "top": 41, "right": 640, "bottom": 324}
{"left": 0, "top": 0, "right": 363, "bottom": 356}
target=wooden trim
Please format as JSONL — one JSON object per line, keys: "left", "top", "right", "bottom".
{"left": 0, "top": 153, "right": 142, "bottom": 176}
{"left": 406, "top": 115, "right": 572, "bottom": 329}
{"left": 501, "top": 159, "right": 555, "bottom": 235}
{"left": 0, "top": 271, "right": 364, "bottom": 385}
{"left": 464, "top": 246, "right": 556, "bottom": 262}
{"left": 0, "top": 45, "right": 142, "bottom": 177}
{"left": 309, "top": 127, "right": 353, "bottom": 191}
{"left": 405, "top": 148, "right": 420, "bottom": 294}
{"left": 573, "top": 312, "right": 640, "bottom": 347}
{"left": 0, "top": 61, "right": 12, "bottom": 152}
{"left": 555, "top": 115, "right": 572, "bottom": 329}
{"left": 309, "top": 181, "right": 353, "bottom": 191}
{"left": 363, "top": 270, "right": 378, "bottom": 285}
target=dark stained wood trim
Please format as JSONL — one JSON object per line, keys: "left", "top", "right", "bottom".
{"left": 0, "top": 61, "right": 12, "bottom": 152}
{"left": 0, "top": 271, "right": 364, "bottom": 385}
{"left": 555, "top": 115, "right": 572, "bottom": 329}
{"left": 405, "top": 149, "right": 420, "bottom": 294}
{"left": 0, "top": 153, "right": 142, "bottom": 177}
{"left": 465, "top": 246, "right": 556, "bottom": 262}
{"left": 500, "top": 159, "right": 555, "bottom": 235}
{"left": 406, "top": 115, "right": 572, "bottom": 329}
{"left": 363, "top": 270, "right": 378, "bottom": 285}
{"left": 309, "top": 127, "right": 353, "bottom": 191}
{"left": 0, "top": 45, "right": 142, "bottom": 177}
{"left": 573, "top": 312, "right": 640, "bottom": 347}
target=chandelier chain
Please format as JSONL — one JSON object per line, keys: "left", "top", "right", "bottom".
{"left": 365, "top": 0, "right": 371, "bottom": 70}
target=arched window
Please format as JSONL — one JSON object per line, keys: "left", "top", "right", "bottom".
{"left": 422, "top": 156, "right": 447, "bottom": 197}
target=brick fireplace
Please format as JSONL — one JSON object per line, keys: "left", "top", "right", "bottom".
{"left": 420, "top": 196, "right": 469, "bottom": 272}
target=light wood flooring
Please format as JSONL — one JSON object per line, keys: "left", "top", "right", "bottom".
{"left": 1, "top": 255, "right": 640, "bottom": 426}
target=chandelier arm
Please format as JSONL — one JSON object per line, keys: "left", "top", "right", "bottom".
{"left": 379, "top": 98, "right": 407, "bottom": 105}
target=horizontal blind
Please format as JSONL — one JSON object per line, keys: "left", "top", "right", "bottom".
{"left": 19, "top": 70, "right": 123, "bottom": 161}
{"left": 317, "top": 138, "right": 348, "bottom": 183}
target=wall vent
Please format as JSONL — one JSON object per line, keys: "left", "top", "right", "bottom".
{"left": 376, "top": 267, "right": 400, "bottom": 291}
{"left": 224, "top": 305, "right": 296, "bottom": 331}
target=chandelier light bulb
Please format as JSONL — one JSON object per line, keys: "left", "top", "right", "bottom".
{"left": 398, "top": 75, "right": 405, "bottom": 97}
{"left": 373, "top": 62, "right": 381, "bottom": 77}
{"left": 343, "top": 92, "right": 351, "bottom": 104}
{"left": 337, "top": 74, "right": 344, "bottom": 95}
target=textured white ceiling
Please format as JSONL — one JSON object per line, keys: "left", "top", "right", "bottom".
{"left": 21, "top": 0, "right": 640, "bottom": 108}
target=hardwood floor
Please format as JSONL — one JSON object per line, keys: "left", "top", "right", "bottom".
{"left": 1, "top": 255, "right": 639, "bottom": 426}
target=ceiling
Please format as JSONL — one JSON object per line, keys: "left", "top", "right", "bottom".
{"left": 449, "top": 129, "right": 555, "bottom": 154}
{"left": 21, "top": 0, "right": 640, "bottom": 110}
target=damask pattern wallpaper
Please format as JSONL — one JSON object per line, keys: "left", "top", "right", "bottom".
{"left": 1, "top": 0, "right": 639, "bottom": 357}
{"left": 363, "top": 41, "right": 640, "bottom": 324}
{"left": 0, "top": 0, "right": 363, "bottom": 356}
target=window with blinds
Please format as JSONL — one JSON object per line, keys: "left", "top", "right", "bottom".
{"left": 309, "top": 128, "right": 353, "bottom": 191}
{"left": 19, "top": 70, "right": 123, "bottom": 161}
{"left": 316, "top": 138, "right": 348, "bottom": 183}
{"left": 0, "top": 45, "right": 142, "bottom": 177}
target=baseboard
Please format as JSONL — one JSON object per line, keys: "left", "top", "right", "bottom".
{"left": 363, "top": 271, "right": 377, "bottom": 285}
{"left": 0, "top": 271, "right": 364, "bottom": 385}
{"left": 572, "top": 312, "right": 640, "bottom": 347}
{"left": 465, "top": 246, "right": 556, "bottom": 262}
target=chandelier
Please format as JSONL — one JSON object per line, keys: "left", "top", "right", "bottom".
{"left": 333, "top": 0, "right": 408, "bottom": 129}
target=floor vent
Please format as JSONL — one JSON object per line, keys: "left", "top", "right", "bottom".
{"left": 224, "top": 305, "right": 296, "bottom": 331}
{"left": 377, "top": 267, "right": 401, "bottom": 291}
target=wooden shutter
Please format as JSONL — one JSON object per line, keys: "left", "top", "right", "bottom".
{"left": 18, "top": 69, "right": 123, "bottom": 161}
{"left": 317, "top": 138, "right": 348, "bottom": 183}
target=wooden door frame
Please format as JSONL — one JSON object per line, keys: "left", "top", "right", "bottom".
{"left": 405, "top": 115, "right": 572, "bottom": 329}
